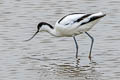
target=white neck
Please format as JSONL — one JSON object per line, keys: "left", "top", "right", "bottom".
{"left": 42, "top": 25, "right": 59, "bottom": 37}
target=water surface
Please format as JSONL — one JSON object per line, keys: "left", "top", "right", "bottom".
{"left": 0, "top": 0, "right": 120, "bottom": 80}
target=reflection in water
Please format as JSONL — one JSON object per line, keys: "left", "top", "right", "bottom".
{"left": 24, "top": 56, "right": 99, "bottom": 79}
{"left": 76, "top": 58, "right": 80, "bottom": 68}
{"left": 0, "top": 0, "right": 120, "bottom": 80}
{"left": 55, "top": 59, "right": 100, "bottom": 79}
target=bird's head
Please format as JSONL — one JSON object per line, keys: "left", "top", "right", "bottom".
{"left": 37, "top": 22, "right": 53, "bottom": 32}
{"left": 24, "top": 22, "right": 53, "bottom": 41}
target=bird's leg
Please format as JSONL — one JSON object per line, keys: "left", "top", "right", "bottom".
{"left": 73, "top": 36, "right": 79, "bottom": 58}
{"left": 85, "top": 32, "right": 94, "bottom": 59}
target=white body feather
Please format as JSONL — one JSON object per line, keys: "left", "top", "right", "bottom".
{"left": 53, "top": 12, "right": 105, "bottom": 37}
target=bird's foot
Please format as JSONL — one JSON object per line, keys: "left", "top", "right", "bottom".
{"left": 88, "top": 55, "right": 92, "bottom": 61}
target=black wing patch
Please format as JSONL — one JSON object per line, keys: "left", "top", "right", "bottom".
{"left": 81, "top": 14, "right": 106, "bottom": 25}
{"left": 74, "top": 14, "right": 91, "bottom": 23}
{"left": 58, "top": 13, "right": 85, "bottom": 24}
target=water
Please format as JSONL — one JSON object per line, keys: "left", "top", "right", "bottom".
{"left": 0, "top": 0, "right": 120, "bottom": 80}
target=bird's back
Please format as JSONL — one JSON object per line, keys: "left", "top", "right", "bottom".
{"left": 57, "top": 13, "right": 87, "bottom": 25}
{"left": 54, "top": 12, "right": 105, "bottom": 37}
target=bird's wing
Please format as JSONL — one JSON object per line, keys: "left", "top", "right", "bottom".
{"left": 57, "top": 13, "right": 91, "bottom": 26}
{"left": 57, "top": 12, "right": 105, "bottom": 26}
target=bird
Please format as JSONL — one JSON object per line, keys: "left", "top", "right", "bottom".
{"left": 25, "top": 12, "right": 106, "bottom": 59}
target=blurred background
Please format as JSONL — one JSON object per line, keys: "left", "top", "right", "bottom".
{"left": 0, "top": 0, "right": 120, "bottom": 80}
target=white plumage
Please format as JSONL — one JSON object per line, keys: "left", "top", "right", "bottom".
{"left": 25, "top": 12, "right": 106, "bottom": 58}
{"left": 55, "top": 12, "right": 105, "bottom": 37}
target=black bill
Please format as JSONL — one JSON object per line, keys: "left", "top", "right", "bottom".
{"left": 24, "top": 31, "right": 39, "bottom": 41}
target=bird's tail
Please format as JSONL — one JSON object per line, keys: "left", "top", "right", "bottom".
{"left": 90, "top": 12, "right": 106, "bottom": 19}
{"left": 80, "top": 12, "right": 106, "bottom": 26}
{"left": 79, "top": 12, "right": 106, "bottom": 32}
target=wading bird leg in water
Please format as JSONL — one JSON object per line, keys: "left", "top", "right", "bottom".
{"left": 85, "top": 32, "right": 94, "bottom": 59}
{"left": 73, "top": 36, "right": 79, "bottom": 58}
{"left": 25, "top": 12, "right": 106, "bottom": 59}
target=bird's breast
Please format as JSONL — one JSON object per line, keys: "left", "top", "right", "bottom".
{"left": 55, "top": 28, "right": 82, "bottom": 37}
